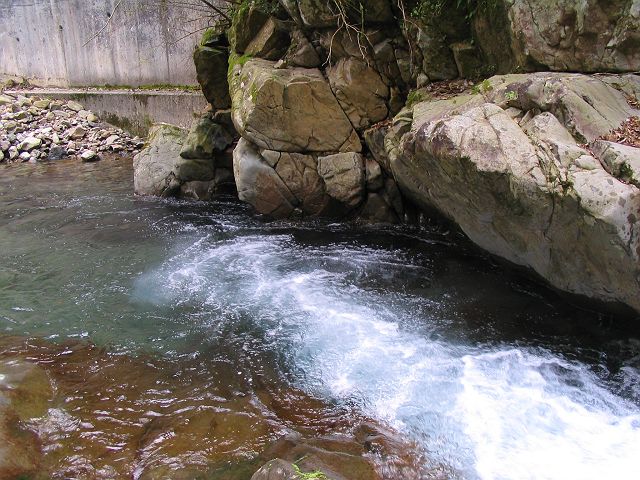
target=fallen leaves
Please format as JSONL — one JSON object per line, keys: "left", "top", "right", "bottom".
{"left": 602, "top": 116, "right": 640, "bottom": 148}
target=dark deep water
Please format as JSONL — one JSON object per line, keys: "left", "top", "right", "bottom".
{"left": 1, "top": 157, "right": 639, "bottom": 479}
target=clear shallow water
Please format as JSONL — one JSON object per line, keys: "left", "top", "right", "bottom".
{"left": 1, "top": 158, "right": 639, "bottom": 479}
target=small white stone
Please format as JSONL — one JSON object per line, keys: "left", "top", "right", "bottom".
{"left": 105, "top": 134, "right": 120, "bottom": 145}
{"left": 80, "top": 150, "right": 99, "bottom": 162}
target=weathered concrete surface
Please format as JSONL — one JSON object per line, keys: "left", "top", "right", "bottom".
{"left": 9, "top": 89, "right": 208, "bottom": 137}
{"left": 0, "top": 0, "right": 207, "bottom": 87}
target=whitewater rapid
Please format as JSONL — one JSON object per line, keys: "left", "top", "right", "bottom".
{"left": 135, "top": 229, "right": 640, "bottom": 480}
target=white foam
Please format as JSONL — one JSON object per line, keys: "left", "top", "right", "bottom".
{"left": 455, "top": 349, "right": 640, "bottom": 480}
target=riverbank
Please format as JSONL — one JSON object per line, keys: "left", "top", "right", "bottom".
{"left": 0, "top": 91, "right": 144, "bottom": 164}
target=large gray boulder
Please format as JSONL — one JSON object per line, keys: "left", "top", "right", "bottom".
{"left": 474, "top": 0, "right": 640, "bottom": 73}
{"left": 327, "top": 58, "right": 389, "bottom": 130}
{"left": 134, "top": 124, "right": 219, "bottom": 198}
{"left": 233, "top": 138, "right": 298, "bottom": 217}
{"left": 229, "top": 58, "right": 361, "bottom": 153}
{"left": 387, "top": 72, "right": 640, "bottom": 312}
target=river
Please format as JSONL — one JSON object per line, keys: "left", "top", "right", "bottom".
{"left": 1, "top": 157, "right": 638, "bottom": 479}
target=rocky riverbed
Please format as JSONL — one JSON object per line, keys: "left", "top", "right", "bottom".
{"left": 0, "top": 92, "right": 144, "bottom": 164}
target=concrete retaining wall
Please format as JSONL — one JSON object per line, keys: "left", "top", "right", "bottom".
{"left": 0, "top": 0, "right": 213, "bottom": 87}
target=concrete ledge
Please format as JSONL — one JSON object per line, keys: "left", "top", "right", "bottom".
{"left": 7, "top": 88, "right": 209, "bottom": 137}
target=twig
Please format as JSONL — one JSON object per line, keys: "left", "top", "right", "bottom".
{"left": 82, "top": 0, "right": 124, "bottom": 47}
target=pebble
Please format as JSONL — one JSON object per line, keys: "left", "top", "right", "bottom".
{"left": 66, "top": 100, "right": 84, "bottom": 112}
{"left": 33, "top": 99, "right": 50, "bottom": 109}
{"left": 67, "top": 125, "right": 86, "bottom": 140}
{"left": 80, "top": 150, "right": 99, "bottom": 162}
{"left": 0, "top": 93, "right": 142, "bottom": 164}
{"left": 18, "top": 136, "right": 42, "bottom": 151}
{"left": 48, "top": 146, "right": 66, "bottom": 161}
{"left": 105, "top": 134, "right": 119, "bottom": 145}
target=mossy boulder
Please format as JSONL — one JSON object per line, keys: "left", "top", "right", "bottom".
{"left": 180, "top": 114, "right": 234, "bottom": 159}
{"left": 134, "top": 123, "right": 217, "bottom": 198}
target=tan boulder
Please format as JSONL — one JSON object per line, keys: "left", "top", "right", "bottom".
{"left": 233, "top": 138, "right": 298, "bottom": 217}
{"left": 327, "top": 58, "right": 389, "bottom": 130}
{"left": 317, "top": 152, "right": 366, "bottom": 210}
{"left": 229, "top": 58, "right": 361, "bottom": 153}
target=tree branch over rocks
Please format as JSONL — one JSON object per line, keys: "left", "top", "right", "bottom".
{"left": 82, "top": 0, "right": 240, "bottom": 47}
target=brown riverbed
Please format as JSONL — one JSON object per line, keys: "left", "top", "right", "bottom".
{"left": 0, "top": 336, "right": 426, "bottom": 480}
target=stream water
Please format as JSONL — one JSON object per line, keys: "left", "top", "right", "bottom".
{"left": 1, "top": 157, "right": 639, "bottom": 479}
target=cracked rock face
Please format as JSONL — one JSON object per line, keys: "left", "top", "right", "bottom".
{"left": 474, "top": 0, "right": 640, "bottom": 73}
{"left": 229, "top": 58, "right": 361, "bottom": 153}
{"left": 134, "top": 123, "right": 234, "bottom": 199}
{"left": 233, "top": 138, "right": 379, "bottom": 219}
{"left": 327, "top": 57, "right": 390, "bottom": 131}
{"left": 386, "top": 72, "right": 640, "bottom": 312}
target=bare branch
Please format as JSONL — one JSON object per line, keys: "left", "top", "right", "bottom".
{"left": 82, "top": 0, "right": 124, "bottom": 47}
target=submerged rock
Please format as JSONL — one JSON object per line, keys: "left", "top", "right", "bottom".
{"left": 0, "top": 336, "right": 424, "bottom": 479}
{"left": 0, "top": 359, "right": 50, "bottom": 479}
{"left": 251, "top": 459, "right": 300, "bottom": 480}
{"left": 386, "top": 72, "right": 640, "bottom": 312}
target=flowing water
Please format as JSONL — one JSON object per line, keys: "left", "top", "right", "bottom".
{"left": 1, "top": 157, "right": 639, "bottom": 479}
